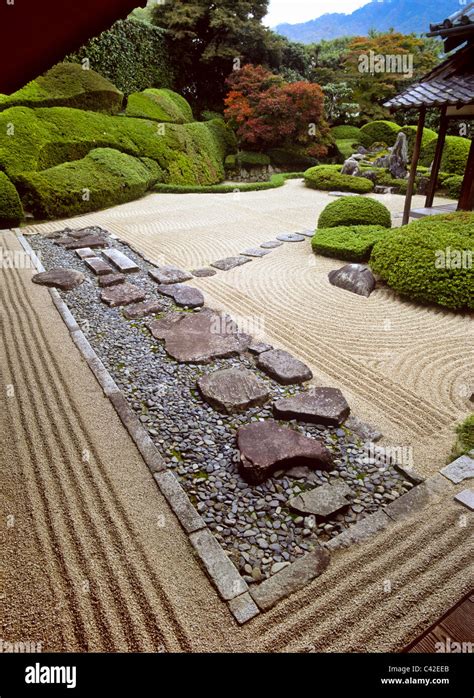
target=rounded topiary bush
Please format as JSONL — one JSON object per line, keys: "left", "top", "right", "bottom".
{"left": 419, "top": 135, "right": 471, "bottom": 175}
{"left": 317, "top": 196, "right": 391, "bottom": 229}
{"left": 401, "top": 125, "right": 438, "bottom": 157}
{"left": 442, "top": 175, "right": 463, "bottom": 199}
{"left": 370, "top": 213, "right": 474, "bottom": 310}
{"left": 331, "top": 125, "right": 361, "bottom": 140}
{"left": 0, "top": 171, "right": 24, "bottom": 227}
{"left": 360, "top": 120, "right": 401, "bottom": 148}
{"left": 304, "top": 165, "right": 374, "bottom": 194}
{"left": 311, "top": 224, "right": 392, "bottom": 262}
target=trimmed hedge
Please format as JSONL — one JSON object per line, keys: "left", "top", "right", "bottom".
{"left": 268, "top": 147, "right": 318, "bottom": 169}
{"left": 0, "top": 63, "right": 124, "bottom": 114}
{"left": 370, "top": 212, "right": 474, "bottom": 310}
{"left": 311, "top": 225, "right": 392, "bottom": 262}
{"left": 225, "top": 151, "right": 270, "bottom": 169}
{"left": 360, "top": 120, "right": 401, "bottom": 148}
{"left": 154, "top": 172, "right": 304, "bottom": 194}
{"left": 0, "top": 172, "right": 24, "bottom": 228}
{"left": 304, "top": 165, "right": 374, "bottom": 193}
{"left": 335, "top": 139, "right": 360, "bottom": 160}
{"left": 442, "top": 175, "right": 463, "bottom": 199}
{"left": 126, "top": 88, "right": 193, "bottom": 124}
{"left": 318, "top": 196, "right": 392, "bottom": 229}
{"left": 420, "top": 135, "right": 471, "bottom": 175}
{"left": 330, "top": 125, "right": 361, "bottom": 140}
{"left": 401, "top": 125, "right": 438, "bottom": 158}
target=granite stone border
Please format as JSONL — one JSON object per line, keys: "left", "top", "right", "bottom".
{"left": 15, "top": 233, "right": 455, "bottom": 624}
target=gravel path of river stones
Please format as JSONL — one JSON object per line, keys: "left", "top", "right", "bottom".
{"left": 30, "top": 227, "right": 413, "bottom": 582}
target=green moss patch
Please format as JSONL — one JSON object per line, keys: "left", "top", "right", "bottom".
{"left": 125, "top": 88, "right": 193, "bottom": 124}
{"left": 318, "top": 196, "right": 391, "bottom": 229}
{"left": 360, "top": 120, "right": 401, "bottom": 148}
{"left": 304, "top": 165, "right": 374, "bottom": 194}
{"left": 312, "top": 225, "right": 392, "bottom": 262}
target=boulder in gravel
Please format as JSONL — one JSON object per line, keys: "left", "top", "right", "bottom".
{"left": 328, "top": 264, "right": 376, "bottom": 298}
{"left": 32, "top": 268, "right": 85, "bottom": 291}
{"left": 274, "top": 388, "right": 350, "bottom": 426}
{"left": 198, "top": 368, "right": 270, "bottom": 413}
{"left": 155, "top": 283, "right": 204, "bottom": 309}
{"left": 237, "top": 420, "right": 334, "bottom": 484}
{"left": 100, "top": 283, "right": 146, "bottom": 308}
{"left": 288, "top": 482, "right": 351, "bottom": 518}
{"left": 341, "top": 157, "right": 359, "bottom": 176}
{"left": 257, "top": 349, "right": 312, "bottom": 385}
{"left": 149, "top": 266, "right": 192, "bottom": 285}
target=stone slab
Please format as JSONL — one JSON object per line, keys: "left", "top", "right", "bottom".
{"left": 123, "top": 299, "right": 165, "bottom": 320}
{"left": 326, "top": 510, "right": 392, "bottom": 550}
{"left": 249, "top": 342, "right": 273, "bottom": 355}
{"left": 241, "top": 248, "right": 271, "bottom": 258}
{"left": 64, "top": 235, "right": 109, "bottom": 250}
{"left": 102, "top": 248, "right": 140, "bottom": 273}
{"left": 98, "top": 273, "right": 126, "bottom": 288}
{"left": 228, "top": 593, "right": 260, "bottom": 624}
{"left": 257, "top": 349, "right": 313, "bottom": 385}
{"left": 75, "top": 248, "right": 96, "bottom": 259}
{"left": 345, "top": 416, "right": 383, "bottom": 442}
{"left": 384, "top": 474, "right": 451, "bottom": 522}
{"left": 197, "top": 367, "right": 270, "bottom": 413}
{"left": 189, "top": 528, "right": 248, "bottom": 601}
{"left": 84, "top": 256, "right": 115, "bottom": 276}
{"left": 454, "top": 489, "right": 474, "bottom": 511}
{"left": 211, "top": 256, "right": 252, "bottom": 271}
{"left": 274, "top": 388, "right": 350, "bottom": 426}
{"left": 276, "top": 233, "right": 305, "bottom": 242}
{"left": 32, "top": 268, "right": 85, "bottom": 291}
{"left": 288, "top": 482, "right": 351, "bottom": 517}
{"left": 440, "top": 455, "right": 474, "bottom": 484}
{"left": 100, "top": 283, "right": 146, "bottom": 308}
{"left": 260, "top": 241, "right": 283, "bottom": 249}
{"left": 155, "top": 283, "right": 205, "bottom": 308}
{"left": 149, "top": 266, "right": 192, "bottom": 285}
{"left": 191, "top": 268, "right": 217, "bottom": 278}
{"left": 154, "top": 471, "right": 206, "bottom": 533}
{"left": 300, "top": 230, "right": 315, "bottom": 238}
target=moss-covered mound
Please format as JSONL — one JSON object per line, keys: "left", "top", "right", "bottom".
{"left": 225, "top": 151, "right": 270, "bottom": 169}
{"left": 268, "top": 147, "right": 318, "bottom": 170}
{"left": 318, "top": 196, "right": 391, "bottom": 229}
{"left": 360, "top": 120, "right": 401, "bottom": 148}
{"left": 419, "top": 135, "right": 471, "bottom": 175}
{"left": 454, "top": 414, "right": 474, "bottom": 458}
{"left": 125, "top": 88, "right": 193, "bottom": 123}
{"left": 330, "top": 125, "right": 361, "bottom": 141}
{"left": 370, "top": 212, "right": 474, "bottom": 310}
{"left": 311, "top": 225, "right": 392, "bottom": 262}
{"left": 304, "top": 165, "right": 374, "bottom": 194}
{"left": 0, "top": 172, "right": 24, "bottom": 228}
{"left": 0, "top": 63, "right": 124, "bottom": 114}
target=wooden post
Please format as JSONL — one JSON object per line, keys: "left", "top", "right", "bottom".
{"left": 458, "top": 138, "right": 474, "bottom": 211}
{"left": 403, "top": 107, "right": 426, "bottom": 226}
{"left": 425, "top": 106, "right": 448, "bottom": 208}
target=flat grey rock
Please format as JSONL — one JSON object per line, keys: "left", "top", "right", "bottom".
{"left": 260, "top": 241, "right": 283, "bottom": 249}
{"left": 288, "top": 482, "right": 351, "bottom": 517}
{"left": 100, "top": 282, "right": 146, "bottom": 308}
{"left": 384, "top": 474, "right": 450, "bottom": 522}
{"left": 154, "top": 471, "right": 206, "bottom": 533}
{"left": 98, "top": 273, "right": 126, "bottom": 288}
{"left": 241, "top": 248, "right": 271, "bottom": 258}
{"left": 249, "top": 342, "right": 273, "bottom": 355}
{"left": 191, "top": 268, "right": 217, "bottom": 277}
{"left": 274, "top": 388, "right": 350, "bottom": 426}
{"left": 102, "top": 248, "right": 139, "bottom": 273}
{"left": 123, "top": 299, "right": 165, "bottom": 320}
{"left": 197, "top": 367, "right": 269, "bottom": 413}
{"left": 75, "top": 247, "right": 96, "bottom": 259}
{"left": 211, "top": 256, "right": 252, "bottom": 271}
{"left": 328, "top": 264, "right": 376, "bottom": 298}
{"left": 155, "top": 283, "right": 204, "bottom": 308}
{"left": 64, "top": 235, "right": 109, "bottom": 250}
{"left": 257, "top": 349, "right": 312, "bottom": 385}
{"left": 84, "top": 256, "right": 115, "bottom": 276}
{"left": 32, "top": 268, "right": 85, "bottom": 291}
{"left": 276, "top": 233, "right": 305, "bottom": 242}
{"left": 147, "top": 309, "right": 251, "bottom": 363}
{"left": 228, "top": 593, "right": 260, "bottom": 624}
{"left": 149, "top": 266, "right": 192, "bottom": 285}
{"left": 345, "top": 415, "right": 382, "bottom": 442}
{"left": 300, "top": 229, "right": 315, "bottom": 238}
{"left": 326, "top": 510, "right": 392, "bottom": 550}
{"left": 454, "top": 489, "right": 474, "bottom": 511}
{"left": 189, "top": 528, "right": 248, "bottom": 600}
{"left": 237, "top": 419, "right": 333, "bottom": 485}
{"left": 440, "top": 455, "right": 474, "bottom": 484}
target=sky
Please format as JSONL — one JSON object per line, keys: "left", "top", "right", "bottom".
{"left": 264, "top": 0, "right": 371, "bottom": 27}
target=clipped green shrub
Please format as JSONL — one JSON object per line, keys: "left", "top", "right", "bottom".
{"left": 0, "top": 172, "right": 24, "bottom": 227}
{"left": 453, "top": 414, "right": 474, "bottom": 458}
{"left": 125, "top": 88, "right": 193, "bottom": 123}
{"left": 370, "top": 213, "right": 474, "bottom": 310}
{"left": 335, "top": 139, "right": 360, "bottom": 160}
{"left": 311, "top": 225, "right": 392, "bottom": 262}
{"left": 360, "top": 120, "right": 401, "bottom": 148}
{"left": 269, "top": 147, "right": 318, "bottom": 169}
{"left": 154, "top": 172, "right": 303, "bottom": 193}
{"left": 304, "top": 165, "right": 374, "bottom": 194}
{"left": 66, "top": 18, "right": 173, "bottom": 95}
{"left": 225, "top": 151, "right": 270, "bottom": 169}
{"left": 330, "top": 125, "right": 361, "bottom": 140}
{"left": 17, "top": 148, "right": 163, "bottom": 219}
{"left": 401, "top": 125, "right": 438, "bottom": 158}
{"left": 0, "top": 63, "right": 123, "bottom": 114}
{"left": 420, "top": 135, "right": 471, "bottom": 175}
{"left": 442, "top": 175, "right": 463, "bottom": 199}
{"left": 200, "top": 110, "right": 223, "bottom": 121}
{"left": 318, "top": 196, "right": 392, "bottom": 229}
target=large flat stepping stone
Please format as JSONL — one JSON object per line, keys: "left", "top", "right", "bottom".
{"left": 32, "top": 268, "right": 85, "bottom": 291}
{"left": 147, "top": 309, "right": 251, "bottom": 363}
{"left": 274, "top": 388, "right": 350, "bottom": 426}
{"left": 237, "top": 420, "right": 334, "bottom": 484}
{"left": 102, "top": 248, "right": 140, "bottom": 273}
{"left": 300, "top": 229, "right": 315, "bottom": 238}
{"left": 100, "top": 283, "right": 146, "bottom": 308}
{"left": 65, "top": 235, "right": 109, "bottom": 251}
{"left": 328, "top": 264, "right": 376, "bottom": 298}
{"left": 98, "top": 273, "right": 126, "bottom": 288}
{"left": 241, "top": 248, "right": 271, "bottom": 258}
{"left": 288, "top": 482, "right": 351, "bottom": 518}
{"left": 155, "top": 283, "right": 204, "bottom": 309}
{"left": 260, "top": 241, "right": 283, "bottom": 249}
{"left": 257, "top": 349, "right": 313, "bottom": 385}
{"left": 211, "top": 256, "right": 252, "bottom": 271}
{"left": 69, "top": 226, "right": 108, "bottom": 240}
{"left": 249, "top": 342, "right": 273, "bottom": 355}
{"left": 440, "top": 455, "right": 474, "bottom": 484}
{"left": 197, "top": 368, "right": 270, "bottom": 413}
{"left": 192, "top": 268, "right": 217, "bottom": 278}
{"left": 84, "top": 257, "right": 114, "bottom": 276}
{"left": 149, "top": 266, "right": 192, "bottom": 285}
{"left": 276, "top": 233, "right": 305, "bottom": 242}
{"left": 454, "top": 489, "right": 474, "bottom": 511}
{"left": 123, "top": 300, "right": 164, "bottom": 320}
{"left": 75, "top": 248, "right": 96, "bottom": 259}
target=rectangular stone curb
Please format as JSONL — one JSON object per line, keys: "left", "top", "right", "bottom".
{"left": 228, "top": 592, "right": 260, "bottom": 625}
{"left": 325, "top": 510, "right": 392, "bottom": 550}
{"left": 153, "top": 471, "right": 206, "bottom": 534}
{"left": 17, "top": 234, "right": 46, "bottom": 272}
{"left": 384, "top": 473, "right": 452, "bottom": 522}
{"left": 49, "top": 289, "right": 80, "bottom": 333}
{"left": 189, "top": 528, "right": 248, "bottom": 601}
{"left": 70, "top": 329, "right": 120, "bottom": 398}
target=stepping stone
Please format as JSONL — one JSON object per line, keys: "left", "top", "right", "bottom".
{"left": 69, "top": 226, "right": 108, "bottom": 239}
{"left": 300, "top": 229, "right": 315, "bottom": 238}
{"left": 75, "top": 248, "right": 96, "bottom": 259}
{"left": 329, "top": 264, "right": 376, "bottom": 298}
{"left": 454, "top": 489, "right": 474, "bottom": 511}
{"left": 211, "top": 256, "right": 252, "bottom": 271}
{"left": 257, "top": 349, "right": 312, "bottom": 385}
{"left": 192, "top": 268, "right": 217, "bottom": 278}
{"left": 84, "top": 257, "right": 114, "bottom": 276}
{"left": 440, "top": 455, "right": 474, "bottom": 484}
{"left": 123, "top": 300, "right": 164, "bottom": 320}
{"left": 155, "top": 283, "right": 204, "bottom": 309}
{"left": 276, "top": 233, "right": 305, "bottom": 242}
{"left": 345, "top": 416, "right": 383, "bottom": 443}
{"left": 249, "top": 342, "right": 273, "bottom": 355}
{"left": 147, "top": 309, "right": 251, "bottom": 363}
{"left": 273, "top": 388, "right": 350, "bottom": 426}
{"left": 241, "top": 248, "right": 271, "bottom": 258}
{"left": 98, "top": 273, "right": 126, "bottom": 288}
{"left": 237, "top": 420, "right": 334, "bottom": 485}
{"left": 102, "top": 248, "right": 140, "bottom": 273}
{"left": 100, "top": 283, "right": 146, "bottom": 308}
{"left": 149, "top": 266, "right": 192, "bottom": 285}
{"left": 288, "top": 482, "right": 351, "bottom": 518}
{"left": 54, "top": 237, "right": 76, "bottom": 247}
{"left": 197, "top": 367, "right": 269, "bottom": 413}
{"left": 32, "top": 268, "right": 85, "bottom": 291}
{"left": 261, "top": 241, "right": 283, "bottom": 249}
{"left": 65, "top": 235, "right": 109, "bottom": 251}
